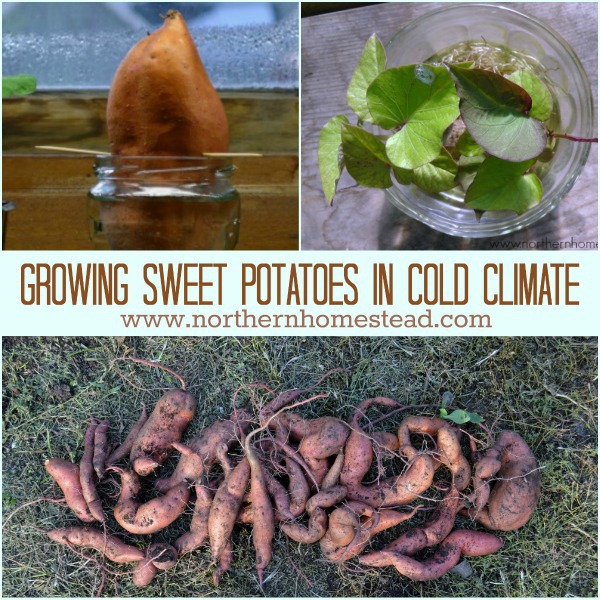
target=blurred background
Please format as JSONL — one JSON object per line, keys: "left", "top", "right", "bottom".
{"left": 2, "top": 2, "right": 299, "bottom": 90}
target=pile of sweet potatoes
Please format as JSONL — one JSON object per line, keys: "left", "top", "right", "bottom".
{"left": 43, "top": 377, "right": 541, "bottom": 589}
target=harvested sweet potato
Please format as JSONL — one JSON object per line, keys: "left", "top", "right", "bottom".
{"left": 130, "top": 389, "right": 197, "bottom": 476}
{"left": 208, "top": 457, "right": 251, "bottom": 563}
{"left": 80, "top": 421, "right": 104, "bottom": 522}
{"left": 133, "top": 554, "right": 158, "bottom": 587}
{"left": 365, "top": 529, "right": 503, "bottom": 581}
{"left": 463, "top": 431, "right": 541, "bottom": 531}
{"left": 45, "top": 458, "right": 95, "bottom": 523}
{"left": 107, "top": 10, "right": 228, "bottom": 157}
{"left": 397, "top": 416, "right": 470, "bottom": 491}
{"left": 93, "top": 419, "right": 110, "bottom": 479}
{"left": 107, "top": 405, "right": 148, "bottom": 466}
{"left": 47, "top": 526, "right": 144, "bottom": 563}
{"left": 360, "top": 486, "right": 461, "bottom": 566}
{"left": 175, "top": 478, "right": 213, "bottom": 555}
{"left": 112, "top": 467, "right": 191, "bottom": 535}
{"left": 148, "top": 542, "right": 178, "bottom": 570}
{"left": 156, "top": 410, "right": 250, "bottom": 492}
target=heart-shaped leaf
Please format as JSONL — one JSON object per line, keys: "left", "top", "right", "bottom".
{"left": 506, "top": 70, "right": 553, "bottom": 121}
{"left": 347, "top": 34, "right": 387, "bottom": 122}
{"left": 367, "top": 65, "right": 460, "bottom": 169}
{"left": 3, "top": 74, "right": 37, "bottom": 98}
{"left": 456, "top": 129, "right": 484, "bottom": 157}
{"left": 412, "top": 147, "right": 458, "bottom": 193}
{"left": 341, "top": 124, "right": 392, "bottom": 189}
{"left": 318, "top": 114, "right": 350, "bottom": 204}
{"left": 465, "top": 156, "right": 543, "bottom": 214}
{"left": 449, "top": 65, "right": 547, "bottom": 162}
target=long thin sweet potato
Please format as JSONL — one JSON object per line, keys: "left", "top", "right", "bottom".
{"left": 80, "top": 421, "right": 104, "bottom": 522}
{"left": 130, "top": 389, "right": 197, "bottom": 476}
{"left": 133, "top": 554, "right": 158, "bottom": 587}
{"left": 367, "top": 529, "right": 503, "bottom": 581}
{"left": 208, "top": 458, "right": 251, "bottom": 563}
{"left": 93, "top": 419, "right": 110, "bottom": 479}
{"left": 45, "top": 458, "right": 95, "bottom": 523}
{"left": 463, "top": 431, "right": 541, "bottom": 531}
{"left": 175, "top": 478, "right": 214, "bottom": 555}
{"left": 47, "top": 526, "right": 144, "bottom": 563}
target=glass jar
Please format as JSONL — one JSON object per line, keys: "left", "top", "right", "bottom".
{"left": 382, "top": 3, "right": 595, "bottom": 238}
{"left": 89, "top": 156, "right": 240, "bottom": 250}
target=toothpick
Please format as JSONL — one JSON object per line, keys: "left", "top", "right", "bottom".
{"left": 35, "top": 145, "right": 263, "bottom": 157}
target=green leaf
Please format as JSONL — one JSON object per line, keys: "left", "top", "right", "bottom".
{"left": 2, "top": 74, "right": 37, "bottom": 98}
{"left": 465, "top": 156, "right": 543, "bottom": 214}
{"left": 347, "top": 34, "right": 387, "bottom": 122}
{"left": 449, "top": 65, "right": 547, "bottom": 162}
{"left": 367, "top": 65, "right": 460, "bottom": 169}
{"left": 392, "top": 166, "right": 413, "bottom": 185}
{"left": 456, "top": 129, "right": 484, "bottom": 157}
{"left": 341, "top": 124, "right": 392, "bottom": 189}
{"left": 441, "top": 408, "right": 484, "bottom": 424}
{"left": 318, "top": 115, "right": 350, "bottom": 204}
{"left": 506, "top": 70, "right": 553, "bottom": 122}
{"left": 412, "top": 147, "right": 458, "bottom": 193}
{"left": 456, "top": 154, "right": 485, "bottom": 192}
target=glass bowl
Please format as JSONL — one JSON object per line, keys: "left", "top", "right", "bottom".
{"left": 89, "top": 155, "right": 240, "bottom": 250}
{"left": 383, "top": 3, "right": 595, "bottom": 238}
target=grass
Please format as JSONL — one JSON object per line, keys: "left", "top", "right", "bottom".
{"left": 2, "top": 336, "right": 597, "bottom": 597}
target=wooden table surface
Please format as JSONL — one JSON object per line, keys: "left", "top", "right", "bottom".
{"left": 301, "top": 2, "right": 598, "bottom": 250}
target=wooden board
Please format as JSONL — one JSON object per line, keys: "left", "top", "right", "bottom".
{"left": 301, "top": 2, "right": 598, "bottom": 250}
{"left": 3, "top": 155, "right": 298, "bottom": 250}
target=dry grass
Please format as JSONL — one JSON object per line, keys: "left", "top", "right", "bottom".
{"left": 2, "top": 336, "right": 597, "bottom": 597}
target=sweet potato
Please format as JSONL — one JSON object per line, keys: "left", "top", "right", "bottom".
{"left": 208, "top": 458, "right": 251, "bottom": 563}
{"left": 285, "top": 457, "right": 310, "bottom": 517}
{"left": 45, "top": 458, "right": 95, "bottom": 523}
{"left": 47, "top": 526, "right": 144, "bottom": 563}
{"left": 321, "top": 501, "right": 418, "bottom": 562}
{"left": 247, "top": 447, "right": 275, "bottom": 585}
{"left": 397, "top": 416, "right": 470, "bottom": 491}
{"left": 107, "top": 10, "right": 228, "bottom": 157}
{"left": 133, "top": 555, "right": 158, "bottom": 587}
{"left": 360, "top": 486, "right": 461, "bottom": 566}
{"left": 112, "top": 467, "right": 191, "bottom": 535}
{"left": 80, "top": 421, "right": 104, "bottom": 522}
{"left": 280, "top": 485, "right": 347, "bottom": 544}
{"left": 175, "top": 478, "right": 214, "bottom": 555}
{"left": 148, "top": 543, "right": 178, "bottom": 570}
{"left": 156, "top": 410, "right": 249, "bottom": 492}
{"left": 213, "top": 539, "right": 233, "bottom": 586}
{"left": 366, "top": 529, "right": 503, "bottom": 581}
{"left": 130, "top": 389, "right": 197, "bottom": 476}
{"left": 468, "top": 445, "right": 502, "bottom": 511}
{"left": 463, "top": 431, "right": 541, "bottom": 531}
{"left": 107, "top": 405, "right": 148, "bottom": 465}
{"left": 93, "top": 419, "right": 110, "bottom": 479}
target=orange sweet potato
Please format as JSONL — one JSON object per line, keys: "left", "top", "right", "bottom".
{"left": 80, "top": 421, "right": 104, "bottom": 522}
{"left": 112, "top": 467, "right": 191, "bottom": 535}
{"left": 175, "top": 478, "right": 214, "bottom": 555}
{"left": 208, "top": 458, "right": 251, "bottom": 563}
{"left": 93, "top": 419, "right": 109, "bottom": 479}
{"left": 156, "top": 410, "right": 249, "bottom": 492}
{"left": 463, "top": 431, "right": 541, "bottom": 531}
{"left": 148, "top": 542, "right": 178, "bottom": 570}
{"left": 133, "top": 554, "right": 158, "bottom": 587}
{"left": 107, "top": 10, "right": 228, "bottom": 157}
{"left": 45, "top": 458, "right": 95, "bottom": 523}
{"left": 130, "top": 389, "right": 197, "bottom": 476}
{"left": 47, "top": 526, "right": 144, "bottom": 563}
{"left": 366, "top": 529, "right": 503, "bottom": 581}
{"left": 360, "top": 486, "right": 461, "bottom": 566}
